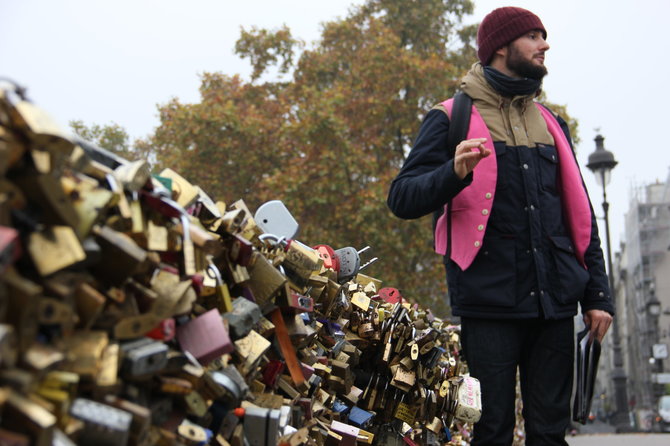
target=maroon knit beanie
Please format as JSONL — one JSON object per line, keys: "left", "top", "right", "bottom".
{"left": 477, "top": 7, "right": 546, "bottom": 65}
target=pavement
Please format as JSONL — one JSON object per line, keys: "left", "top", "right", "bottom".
{"left": 567, "top": 433, "right": 670, "bottom": 445}
{"left": 565, "top": 420, "right": 669, "bottom": 446}
{"left": 570, "top": 420, "right": 617, "bottom": 435}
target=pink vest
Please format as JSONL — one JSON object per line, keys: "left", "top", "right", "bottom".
{"left": 434, "top": 99, "right": 591, "bottom": 270}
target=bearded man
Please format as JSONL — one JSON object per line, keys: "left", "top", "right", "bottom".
{"left": 387, "top": 7, "right": 614, "bottom": 446}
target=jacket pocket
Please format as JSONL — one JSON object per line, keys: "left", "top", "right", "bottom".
{"left": 494, "top": 143, "right": 510, "bottom": 191}
{"left": 537, "top": 144, "right": 559, "bottom": 193}
{"left": 548, "top": 235, "right": 589, "bottom": 304}
{"left": 457, "top": 237, "right": 517, "bottom": 307}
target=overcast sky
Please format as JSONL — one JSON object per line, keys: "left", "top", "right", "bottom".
{"left": 2, "top": 0, "right": 669, "bottom": 257}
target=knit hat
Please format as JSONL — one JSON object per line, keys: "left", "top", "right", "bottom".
{"left": 477, "top": 7, "right": 546, "bottom": 65}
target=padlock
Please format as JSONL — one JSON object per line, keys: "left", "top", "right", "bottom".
{"left": 22, "top": 342, "right": 64, "bottom": 372}
{"left": 379, "top": 287, "right": 402, "bottom": 304}
{"left": 176, "top": 308, "right": 233, "bottom": 366}
{"left": 120, "top": 337, "right": 168, "bottom": 378}
{"left": 103, "top": 395, "right": 152, "bottom": 446}
{"left": 27, "top": 225, "right": 86, "bottom": 276}
{"left": 11, "top": 170, "right": 79, "bottom": 229}
{"left": 0, "top": 124, "right": 27, "bottom": 175}
{"left": 63, "top": 174, "right": 115, "bottom": 238}
{"left": 328, "top": 420, "right": 359, "bottom": 446}
{"left": 222, "top": 297, "right": 261, "bottom": 340}
{"left": 145, "top": 318, "right": 176, "bottom": 342}
{"left": 390, "top": 366, "right": 416, "bottom": 392}
{"left": 183, "top": 390, "right": 209, "bottom": 418}
{"left": 261, "top": 360, "right": 285, "bottom": 389}
{"left": 219, "top": 208, "right": 246, "bottom": 235}
{"left": 234, "top": 329, "right": 271, "bottom": 376}
{"left": 193, "top": 186, "right": 222, "bottom": 228}
{"left": 347, "top": 406, "right": 374, "bottom": 429}
{"left": 242, "top": 406, "right": 268, "bottom": 446}
{"left": 91, "top": 225, "right": 149, "bottom": 285}
{"left": 177, "top": 421, "right": 212, "bottom": 445}
{"left": 0, "top": 226, "right": 20, "bottom": 273}
{"left": 276, "top": 288, "right": 314, "bottom": 313}
{"left": 228, "top": 199, "right": 261, "bottom": 241}
{"left": 218, "top": 410, "right": 240, "bottom": 440}
{"left": 453, "top": 376, "right": 482, "bottom": 424}
{"left": 313, "top": 244, "right": 339, "bottom": 272}
{"left": 254, "top": 200, "right": 299, "bottom": 240}
{"left": 36, "top": 371, "right": 79, "bottom": 423}
{"left": 74, "top": 282, "right": 106, "bottom": 329}
{"left": 0, "top": 428, "right": 30, "bottom": 446}
{"left": 226, "top": 233, "right": 253, "bottom": 267}
{"left": 174, "top": 219, "right": 223, "bottom": 260}
{"left": 2, "top": 391, "right": 56, "bottom": 446}
{"left": 158, "top": 168, "right": 200, "bottom": 209}
{"left": 0, "top": 323, "right": 18, "bottom": 368}
{"left": 333, "top": 246, "right": 378, "bottom": 283}
{"left": 246, "top": 251, "right": 287, "bottom": 305}
{"left": 113, "top": 159, "right": 150, "bottom": 192}
{"left": 69, "top": 398, "right": 132, "bottom": 446}
{"left": 3, "top": 270, "right": 40, "bottom": 355}
{"left": 205, "top": 366, "right": 249, "bottom": 407}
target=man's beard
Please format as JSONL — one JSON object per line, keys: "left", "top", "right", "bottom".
{"left": 506, "top": 45, "right": 548, "bottom": 80}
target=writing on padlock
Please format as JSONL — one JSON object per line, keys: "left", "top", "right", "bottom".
{"left": 333, "top": 246, "right": 378, "bottom": 283}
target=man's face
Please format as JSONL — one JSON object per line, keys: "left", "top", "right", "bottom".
{"left": 505, "top": 30, "right": 550, "bottom": 80}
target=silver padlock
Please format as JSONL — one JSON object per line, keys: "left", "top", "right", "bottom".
{"left": 254, "top": 200, "right": 299, "bottom": 240}
{"left": 69, "top": 398, "right": 132, "bottom": 446}
{"left": 120, "top": 338, "right": 168, "bottom": 378}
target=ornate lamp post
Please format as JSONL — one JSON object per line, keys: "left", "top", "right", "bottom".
{"left": 647, "top": 285, "right": 662, "bottom": 412}
{"left": 586, "top": 134, "right": 630, "bottom": 431}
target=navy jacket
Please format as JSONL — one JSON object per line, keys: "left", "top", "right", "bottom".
{"left": 387, "top": 65, "right": 614, "bottom": 320}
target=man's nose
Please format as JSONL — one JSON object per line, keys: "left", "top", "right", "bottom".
{"left": 540, "top": 38, "right": 550, "bottom": 52}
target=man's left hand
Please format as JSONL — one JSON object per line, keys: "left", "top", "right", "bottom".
{"left": 583, "top": 309, "right": 613, "bottom": 343}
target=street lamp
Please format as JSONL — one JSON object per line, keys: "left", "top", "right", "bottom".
{"left": 647, "top": 285, "right": 663, "bottom": 412}
{"left": 586, "top": 133, "right": 630, "bottom": 431}
{"left": 647, "top": 285, "right": 661, "bottom": 318}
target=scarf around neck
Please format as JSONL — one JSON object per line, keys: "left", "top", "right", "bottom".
{"left": 483, "top": 66, "right": 542, "bottom": 97}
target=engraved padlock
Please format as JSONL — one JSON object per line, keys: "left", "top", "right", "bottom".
{"left": 333, "top": 246, "right": 378, "bottom": 282}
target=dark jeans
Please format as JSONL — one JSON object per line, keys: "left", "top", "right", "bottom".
{"left": 461, "top": 317, "right": 574, "bottom": 446}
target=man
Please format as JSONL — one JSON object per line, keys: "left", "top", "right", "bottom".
{"left": 387, "top": 7, "right": 614, "bottom": 446}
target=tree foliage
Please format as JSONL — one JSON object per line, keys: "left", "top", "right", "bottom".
{"left": 132, "top": 0, "right": 579, "bottom": 317}
{"left": 70, "top": 120, "right": 132, "bottom": 159}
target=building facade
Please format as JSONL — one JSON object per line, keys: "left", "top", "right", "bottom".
{"left": 599, "top": 171, "right": 670, "bottom": 430}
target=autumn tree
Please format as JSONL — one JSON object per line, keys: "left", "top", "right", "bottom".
{"left": 138, "top": 0, "right": 578, "bottom": 316}
{"left": 70, "top": 120, "right": 133, "bottom": 159}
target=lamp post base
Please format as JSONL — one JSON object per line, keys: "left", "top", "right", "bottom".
{"left": 610, "top": 411, "right": 633, "bottom": 433}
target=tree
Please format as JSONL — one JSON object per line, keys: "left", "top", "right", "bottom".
{"left": 135, "top": 0, "right": 579, "bottom": 317}
{"left": 70, "top": 120, "right": 132, "bottom": 158}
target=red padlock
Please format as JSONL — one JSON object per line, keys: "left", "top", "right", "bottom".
{"left": 146, "top": 319, "right": 176, "bottom": 342}
{"left": 379, "top": 287, "right": 402, "bottom": 304}
{"left": 313, "top": 244, "right": 339, "bottom": 272}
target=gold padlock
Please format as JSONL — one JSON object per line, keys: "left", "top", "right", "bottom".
{"left": 28, "top": 226, "right": 86, "bottom": 276}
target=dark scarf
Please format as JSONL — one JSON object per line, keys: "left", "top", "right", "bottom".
{"left": 483, "top": 66, "right": 542, "bottom": 97}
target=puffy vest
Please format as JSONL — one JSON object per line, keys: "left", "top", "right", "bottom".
{"left": 434, "top": 99, "right": 592, "bottom": 271}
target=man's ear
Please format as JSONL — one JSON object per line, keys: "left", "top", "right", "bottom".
{"left": 494, "top": 45, "right": 508, "bottom": 59}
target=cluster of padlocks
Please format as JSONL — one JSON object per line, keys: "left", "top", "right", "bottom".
{"left": 0, "top": 82, "right": 481, "bottom": 445}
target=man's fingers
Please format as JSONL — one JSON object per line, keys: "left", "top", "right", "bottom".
{"left": 584, "top": 310, "right": 613, "bottom": 342}
{"left": 456, "top": 138, "right": 487, "bottom": 153}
